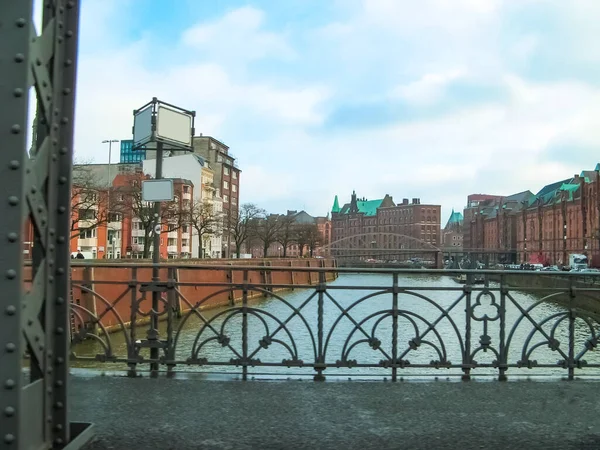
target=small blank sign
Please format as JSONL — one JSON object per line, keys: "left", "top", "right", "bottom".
{"left": 142, "top": 179, "right": 174, "bottom": 202}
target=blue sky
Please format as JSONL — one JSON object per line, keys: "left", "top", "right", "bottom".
{"left": 64, "top": 0, "right": 600, "bottom": 223}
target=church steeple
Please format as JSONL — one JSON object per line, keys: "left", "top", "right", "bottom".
{"left": 332, "top": 195, "right": 340, "bottom": 213}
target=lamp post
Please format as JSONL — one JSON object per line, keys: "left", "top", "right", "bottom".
{"left": 103, "top": 139, "right": 119, "bottom": 259}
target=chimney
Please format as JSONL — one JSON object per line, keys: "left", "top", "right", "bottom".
{"left": 403, "top": 198, "right": 409, "bottom": 205}
{"left": 412, "top": 198, "right": 418, "bottom": 204}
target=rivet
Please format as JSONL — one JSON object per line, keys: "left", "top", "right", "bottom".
{"left": 60, "top": 147, "right": 68, "bottom": 155}
{"left": 4, "top": 434, "right": 15, "bottom": 444}
{"left": 58, "top": 36, "right": 64, "bottom": 43}
{"left": 55, "top": 380, "right": 63, "bottom": 387}
{"left": 57, "top": 268, "right": 65, "bottom": 275}
{"left": 5, "top": 305, "right": 16, "bottom": 316}
{"left": 54, "top": 424, "right": 63, "bottom": 431}
{"left": 47, "top": 387, "right": 53, "bottom": 394}
{"left": 31, "top": 186, "right": 37, "bottom": 193}
{"left": 52, "top": 124, "right": 59, "bottom": 131}
{"left": 56, "top": 357, "right": 64, "bottom": 364}
{"left": 9, "top": 160, "right": 19, "bottom": 169}
{"left": 56, "top": 297, "right": 65, "bottom": 305}
{"left": 10, "top": 125, "right": 21, "bottom": 134}
{"left": 54, "top": 402, "right": 63, "bottom": 409}
{"left": 49, "top": 259, "right": 55, "bottom": 266}
{"left": 59, "top": 176, "right": 67, "bottom": 184}
{"left": 55, "top": 327, "right": 64, "bottom": 335}
{"left": 5, "top": 343, "right": 16, "bottom": 353}
{"left": 27, "top": 319, "right": 33, "bottom": 326}
{"left": 54, "top": 438, "right": 64, "bottom": 446}
{"left": 8, "top": 196, "right": 19, "bottom": 206}
{"left": 58, "top": 21, "right": 64, "bottom": 29}
{"left": 58, "top": 206, "right": 66, "bottom": 213}
{"left": 47, "top": 95, "right": 51, "bottom": 101}
{"left": 42, "top": 81, "right": 48, "bottom": 87}
{"left": 5, "top": 269, "right": 16, "bottom": 280}
{"left": 49, "top": 228, "right": 55, "bottom": 236}
{"left": 61, "top": 117, "right": 69, "bottom": 124}
{"left": 14, "top": 53, "right": 24, "bottom": 63}
{"left": 67, "top": 1, "right": 75, "bottom": 8}
{"left": 34, "top": 335, "right": 40, "bottom": 342}
{"left": 52, "top": 138, "right": 57, "bottom": 146}
{"left": 49, "top": 244, "right": 55, "bottom": 251}
{"left": 41, "top": 219, "right": 47, "bottom": 226}
{"left": 63, "top": 88, "right": 71, "bottom": 95}
{"left": 48, "top": 276, "right": 54, "bottom": 283}
{"left": 4, "top": 378, "right": 15, "bottom": 388}
{"left": 37, "top": 205, "right": 43, "bottom": 213}
{"left": 38, "top": 345, "right": 44, "bottom": 351}
{"left": 64, "top": 59, "right": 72, "bottom": 67}
{"left": 47, "top": 368, "right": 53, "bottom": 374}
{"left": 7, "top": 232, "right": 17, "bottom": 242}
{"left": 13, "top": 88, "right": 23, "bottom": 97}
{"left": 15, "top": 18, "right": 26, "bottom": 27}
{"left": 4, "top": 406, "right": 15, "bottom": 417}
{"left": 36, "top": 58, "right": 41, "bottom": 66}
{"left": 66, "top": 30, "right": 73, "bottom": 37}
{"left": 57, "top": 236, "right": 65, "bottom": 243}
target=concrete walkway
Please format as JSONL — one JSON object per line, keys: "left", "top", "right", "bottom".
{"left": 70, "top": 375, "right": 600, "bottom": 450}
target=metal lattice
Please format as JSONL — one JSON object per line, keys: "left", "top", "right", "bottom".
{"left": 0, "top": 0, "right": 92, "bottom": 448}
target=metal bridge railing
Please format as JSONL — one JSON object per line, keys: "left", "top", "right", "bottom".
{"left": 59, "top": 263, "right": 600, "bottom": 381}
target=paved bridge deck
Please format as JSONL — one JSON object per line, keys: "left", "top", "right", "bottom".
{"left": 71, "top": 374, "right": 600, "bottom": 450}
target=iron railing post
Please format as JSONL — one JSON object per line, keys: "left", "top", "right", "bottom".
{"left": 498, "top": 274, "right": 508, "bottom": 381}
{"left": 462, "top": 281, "right": 472, "bottom": 381}
{"left": 568, "top": 277, "right": 576, "bottom": 380}
{"left": 128, "top": 267, "right": 138, "bottom": 377}
{"left": 242, "top": 270, "right": 249, "bottom": 381}
{"left": 314, "top": 270, "right": 326, "bottom": 381}
{"left": 391, "top": 273, "right": 399, "bottom": 382}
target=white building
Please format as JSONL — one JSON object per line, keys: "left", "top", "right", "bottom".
{"left": 143, "top": 154, "right": 223, "bottom": 258}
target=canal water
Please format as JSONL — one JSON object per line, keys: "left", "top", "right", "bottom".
{"left": 71, "top": 273, "right": 600, "bottom": 379}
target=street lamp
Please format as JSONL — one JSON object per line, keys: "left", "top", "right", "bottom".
{"left": 102, "top": 140, "right": 119, "bottom": 259}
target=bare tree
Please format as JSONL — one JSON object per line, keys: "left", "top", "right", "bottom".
{"left": 296, "top": 223, "right": 322, "bottom": 257}
{"left": 185, "top": 199, "right": 222, "bottom": 258}
{"left": 228, "top": 203, "right": 263, "bottom": 258}
{"left": 276, "top": 214, "right": 297, "bottom": 257}
{"left": 70, "top": 163, "right": 113, "bottom": 240}
{"left": 254, "top": 213, "right": 283, "bottom": 257}
{"left": 116, "top": 172, "right": 181, "bottom": 258}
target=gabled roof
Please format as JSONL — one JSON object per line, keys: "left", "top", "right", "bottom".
{"left": 536, "top": 179, "right": 571, "bottom": 197}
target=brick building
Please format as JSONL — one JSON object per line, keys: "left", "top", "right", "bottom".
{"left": 330, "top": 191, "right": 441, "bottom": 259}
{"left": 463, "top": 164, "right": 600, "bottom": 267}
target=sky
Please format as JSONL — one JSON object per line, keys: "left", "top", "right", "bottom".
{"left": 33, "top": 0, "right": 600, "bottom": 223}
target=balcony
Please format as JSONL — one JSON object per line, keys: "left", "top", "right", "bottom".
{"left": 182, "top": 191, "right": 192, "bottom": 200}
{"left": 167, "top": 245, "right": 178, "bottom": 254}
{"left": 131, "top": 229, "right": 145, "bottom": 237}
{"left": 168, "top": 231, "right": 178, "bottom": 238}
{"left": 181, "top": 245, "right": 190, "bottom": 253}
{"left": 78, "top": 237, "right": 97, "bottom": 247}
{"left": 181, "top": 231, "right": 190, "bottom": 238}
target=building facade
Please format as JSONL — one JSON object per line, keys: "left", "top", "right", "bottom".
{"left": 462, "top": 164, "right": 600, "bottom": 267}
{"left": 442, "top": 209, "right": 464, "bottom": 252}
{"left": 119, "top": 139, "right": 146, "bottom": 163}
{"left": 330, "top": 191, "right": 441, "bottom": 260}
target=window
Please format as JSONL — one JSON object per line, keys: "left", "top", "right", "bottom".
{"left": 167, "top": 238, "right": 177, "bottom": 246}
{"left": 183, "top": 185, "right": 190, "bottom": 194}
{"left": 232, "top": 198, "right": 237, "bottom": 206}
{"left": 80, "top": 228, "right": 96, "bottom": 239}
{"left": 78, "top": 209, "right": 96, "bottom": 221}
{"left": 108, "top": 212, "right": 121, "bottom": 222}
{"left": 182, "top": 239, "right": 189, "bottom": 247}
{"left": 224, "top": 167, "right": 230, "bottom": 176}
{"left": 132, "top": 221, "right": 142, "bottom": 230}
{"left": 223, "top": 181, "right": 229, "bottom": 190}
{"left": 133, "top": 237, "right": 145, "bottom": 245}
{"left": 182, "top": 225, "right": 188, "bottom": 233}
{"left": 224, "top": 194, "right": 229, "bottom": 202}
{"left": 232, "top": 171, "right": 237, "bottom": 179}
{"left": 232, "top": 184, "right": 237, "bottom": 193}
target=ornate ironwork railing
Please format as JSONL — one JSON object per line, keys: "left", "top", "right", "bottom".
{"left": 60, "top": 263, "right": 600, "bottom": 381}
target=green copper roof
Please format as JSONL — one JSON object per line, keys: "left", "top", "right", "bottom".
{"left": 446, "top": 209, "right": 463, "bottom": 226}
{"left": 356, "top": 199, "right": 383, "bottom": 216}
{"left": 332, "top": 195, "right": 340, "bottom": 213}
{"left": 338, "top": 198, "right": 385, "bottom": 216}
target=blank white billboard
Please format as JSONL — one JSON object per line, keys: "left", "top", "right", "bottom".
{"left": 142, "top": 179, "right": 174, "bottom": 202}
{"left": 156, "top": 106, "right": 192, "bottom": 147}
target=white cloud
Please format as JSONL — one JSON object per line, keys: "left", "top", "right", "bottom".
{"left": 391, "top": 69, "right": 467, "bottom": 105}
{"left": 181, "top": 6, "right": 295, "bottom": 64}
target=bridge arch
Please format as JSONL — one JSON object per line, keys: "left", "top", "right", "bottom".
{"left": 322, "top": 232, "right": 442, "bottom": 252}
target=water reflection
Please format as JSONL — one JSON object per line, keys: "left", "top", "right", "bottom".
{"left": 72, "top": 273, "right": 600, "bottom": 379}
